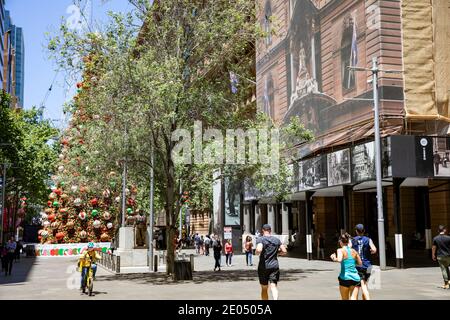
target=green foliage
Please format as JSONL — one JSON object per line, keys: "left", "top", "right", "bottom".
{"left": 0, "top": 91, "right": 59, "bottom": 206}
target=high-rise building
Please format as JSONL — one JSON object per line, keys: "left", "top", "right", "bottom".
{"left": 0, "top": 0, "right": 6, "bottom": 86}
{"left": 2, "top": 7, "right": 25, "bottom": 108}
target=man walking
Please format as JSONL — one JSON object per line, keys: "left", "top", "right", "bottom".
{"left": 5, "top": 237, "right": 16, "bottom": 276}
{"left": 434, "top": 151, "right": 441, "bottom": 175}
{"left": 255, "top": 224, "right": 287, "bottom": 300}
{"left": 204, "top": 235, "right": 211, "bottom": 256}
{"left": 350, "top": 224, "right": 377, "bottom": 300}
{"left": 432, "top": 225, "right": 450, "bottom": 289}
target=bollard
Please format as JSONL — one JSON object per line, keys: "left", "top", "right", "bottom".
{"left": 154, "top": 255, "right": 158, "bottom": 272}
{"left": 190, "top": 254, "right": 194, "bottom": 273}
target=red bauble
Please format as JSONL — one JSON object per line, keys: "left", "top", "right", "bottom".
{"left": 54, "top": 189, "right": 62, "bottom": 196}
{"left": 47, "top": 201, "right": 52, "bottom": 207}
{"left": 48, "top": 214, "right": 56, "bottom": 222}
{"left": 56, "top": 232, "right": 65, "bottom": 241}
{"left": 90, "top": 198, "right": 98, "bottom": 206}
{"left": 76, "top": 82, "right": 83, "bottom": 89}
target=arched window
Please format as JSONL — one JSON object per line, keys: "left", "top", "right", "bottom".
{"left": 341, "top": 16, "right": 357, "bottom": 91}
{"left": 264, "top": 75, "right": 275, "bottom": 119}
{"left": 264, "top": 0, "right": 272, "bottom": 46}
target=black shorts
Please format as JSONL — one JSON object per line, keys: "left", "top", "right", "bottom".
{"left": 357, "top": 268, "right": 371, "bottom": 283}
{"left": 258, "top": 268, "right": 280, "bottom": 285}
{"left": 338, "top": 277, "right": 360, "bottom": 288}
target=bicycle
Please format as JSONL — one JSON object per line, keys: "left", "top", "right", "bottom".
{"left": 81, "top": 264, "right": 96, "bottom": 296}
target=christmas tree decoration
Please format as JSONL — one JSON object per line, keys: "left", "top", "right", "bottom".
{"left": 90, "top": 198, "right": 98, "bottom": 206}
{"left": 49, "top": 192, "right": 57, "bottom": 200}
{"left": 103, "top": 211, "right": 111, "bottom": 220}
{"left": 80, "top": 231, "right": 87, "bottom": 239}
{"left": 41, "top": 213, "right": 48, "bottom": 221}
{"left": 91, "top": 209, "right": 99, "bottom": 218}
{"left": 48, "top": 214, "right": 56, "bottom": 222}
{"left": 93, "top": 220, "right": 101, "bottom": 229}
{"left": 74, "top": 198, "right": 82, "bottom": 207}
{"left": 78, "top": 211, "right": 87, "bottom": 220}
{"left": 53, "top": 201, "right": 59, "bottom": 208}
{"left": 56, "top": 232, "right": 65, "bottom": 241}
{"left": 100, "top": 233, "right": 110, "bottom": 242}
{"left": 71, "top": 185, "right": 78, "bottom": 193}
{"left": 115, "top": 196, "right": 121, "bottom": 203}
{"left": 107, "top": 222, "right": 113, "bottom": 229}
{"left": 41, "top": 230, "right": 49, "bottom": 238}
{"left": 127, "top": 208, "right": 133, "bottom": 214}
{"left": 43, "top": 221, "right": 50, "bottom": 228}
{"left": 102, "top": 189, "right": 111, "bottom": 198}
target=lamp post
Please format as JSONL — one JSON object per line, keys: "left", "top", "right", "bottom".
{"left": 148, "top": 148, "right": 154, "bottom": 271}
{"left": 348, "top": 57, "right": 403, "bottom": 270}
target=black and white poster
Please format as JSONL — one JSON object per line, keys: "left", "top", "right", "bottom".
{"left": 298, "top": 155, "right": 327, "bottom": 191}
{"left": 352, "top": 142, "right": 375, "bottom": 183}
{"left": 225, "top": 178, "right": 241, "bottom": 226}
{"left": 432, "top": 137, "right": 450, "bottom": 177}
{"left": 327, "top": 149, "right": 351, "bottom": 186}
{"left": 382, "top": 136, "right": 392, "bottom": 178}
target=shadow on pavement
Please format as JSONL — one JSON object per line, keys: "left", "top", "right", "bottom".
{"left": 0, "top": 255, "right": 37, "bottom": 285}
{"left": 96, "top": 268, "right": 334, "bottom": 286}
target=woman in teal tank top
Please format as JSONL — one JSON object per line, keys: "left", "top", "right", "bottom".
{"left": 331, "top": 233, "right": 362, "bottom": 300}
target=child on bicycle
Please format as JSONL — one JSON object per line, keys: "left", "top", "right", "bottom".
{"left": 78, "top": 242, "right": 101, "bottom": 292}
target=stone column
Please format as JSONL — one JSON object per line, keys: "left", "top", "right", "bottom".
{"left": 282, "top": 203, "right": 289, "bottom": 235}
{"left": 268, "top": 204, "right": 276, "bottom": 233}
{"left": 255, "top": 204, "right": 262, "bottom": 233}
{"left": 243, "top": 205, "right": 251, "bottom": 234}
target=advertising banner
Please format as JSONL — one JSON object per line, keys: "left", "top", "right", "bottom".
{"left": 35, "top": 242, "right": 111, "bottom": 257}
{"left": 352, "top": 142, "right": 376, "bottom": 183}
{"left": 432, "top": 137, "right": 450, "bottom": 177}
{"left": 299, "top": 155, "right": 327, "bottom": 191}
{"left": 224, "top": 178, "right": 241, "bottom": 226}
{"left": 327, "top": 148, "right": 351, "bottom": 187}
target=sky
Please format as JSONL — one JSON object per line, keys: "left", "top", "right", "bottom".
{"left": 5, "top": 0, "right": 134, "bottom": 128}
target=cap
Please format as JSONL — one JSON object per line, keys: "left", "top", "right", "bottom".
{"left": 355, "top": 224, "right": 364, "bottom": 232}
{"left": 262, "top": 224, "right": 272, "bottom": 231}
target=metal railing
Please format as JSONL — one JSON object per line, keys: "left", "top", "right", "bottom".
{"left": 98, "top": 251, "right": 120, "bottom": 274}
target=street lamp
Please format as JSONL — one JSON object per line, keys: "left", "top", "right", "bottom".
{"left": 349, "top": 57, "right": 403, "bottom": 270}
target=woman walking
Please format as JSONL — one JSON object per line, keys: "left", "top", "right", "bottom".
{"left": 225, "top": 239, "right": 233, "bottom": 266}
{"left": 213, "top": 238, "right": 222, "bottom": 271}
{"left": 330, "top": 233, "right": 362, "bottom": 300}
{"left": 244, "top": 236, "right": 253, "bottom": 266}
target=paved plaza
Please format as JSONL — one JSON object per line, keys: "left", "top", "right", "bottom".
{"left": 1, "top": 251, "right": 449, "bottom": 300}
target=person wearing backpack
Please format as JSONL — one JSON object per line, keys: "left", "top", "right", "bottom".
{"left": 204, "top": 235, "right": 211, "bottom": 256}
{"left": 350, "top": 224, "right": 377, "bottom": 300}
